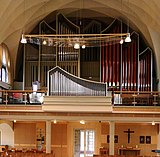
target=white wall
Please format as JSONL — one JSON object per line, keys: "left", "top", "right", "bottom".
{"left": 0, "top": 123, "right": 14, "bottom": 147}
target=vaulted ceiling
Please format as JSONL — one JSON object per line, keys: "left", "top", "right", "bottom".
{"left": 1, "top": 0, "right": 160, "bottom": 80}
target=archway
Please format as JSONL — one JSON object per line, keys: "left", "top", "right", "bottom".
{"left": 0, "top": 123, "right": 14, "bottom": 147}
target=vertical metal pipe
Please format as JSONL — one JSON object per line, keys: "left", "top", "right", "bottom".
{"left": 78, "top": 27, "right": 80, "bottom": 77}
{"left": 151, "top": 49, "right": 153, "bottom": 92}
{"left": 47, "top": 69, "right": 50, "bottom": 96}
{"left": 38, "top": 22, "right": 42, "bottom": 82}
{"left": 137, "top": 33, "right": 140, "bottom": 92}
{"left": 23, "top": 44, "right": 26, "bottom": 90}
{"left": 120, "top": 20, "right": 123, "bottom": 91}
{"left": 120, "top": 44, "right": 122, "bottom": 91}
{"left": 56, "top": 14, "right": 58, "bottom": 66}
{"left": 100, "top": 36, "right": 102, "bottom": 82}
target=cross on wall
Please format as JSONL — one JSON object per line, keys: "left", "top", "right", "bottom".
{"left": 124, "top": 128, "right": 134, "bottom": 143}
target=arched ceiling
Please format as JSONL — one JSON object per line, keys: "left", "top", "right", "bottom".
{"left": 0, "top": 0, "right": 160, "bottom": 80}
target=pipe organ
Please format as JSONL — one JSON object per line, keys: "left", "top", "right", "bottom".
{"left": 101, "top": 20, "right": 152, "bottom": 91}
{"left": 56, "top": 13, "right": 80, "bottom": 76}
{"left": 139, "top": 48, "right": 152, "bottom": 91}
{"left": 24, "top": 13, "right": 154, "bottom": 92}
{"left": 121, "top": 32, "right": 139, "bottom": 91}
{"left": 101, "top": 20, "right": 121, "bottom": 90}
{"left": 48, "top": 66, "right": 107, "bottom": 96}
{"left": 80, "top": 21, "right": 101, "bottom": 81}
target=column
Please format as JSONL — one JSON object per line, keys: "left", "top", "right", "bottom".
{"left": 46, "top": 120, "right": 51, "bottom": 153}
{"left": 157, "top": 124, "right": 160, "bottom": 151}
{"left": 109, "top": 121, "right": 115, "bottom": 155}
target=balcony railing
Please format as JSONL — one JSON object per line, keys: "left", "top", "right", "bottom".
{"left": 0, "top": 90, "right": 47, "bottom": 105}
{"left": 0, "top": 90, "right": 159, "bottom": 107}
{"left": 113, "top": 91, "right": 160, "bottom": 106}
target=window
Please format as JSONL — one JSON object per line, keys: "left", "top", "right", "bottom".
{"left": 74, "top": 129, "right": 95, "bottom": 157}
{"left": 0, "top": 44, "right": 10, "bottom": 84}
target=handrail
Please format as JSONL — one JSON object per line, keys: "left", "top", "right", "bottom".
{"left": 113, "top": 91, "right": 160, "bottom": 106}
{"left": 0, "top": 90, "right": 47, "bottom": 105}
{"left": 0, "top": 89, "right": 160, "bottom": 107}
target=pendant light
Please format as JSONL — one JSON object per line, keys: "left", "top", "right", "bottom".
{"left": 125, "top": 0, "right": 131, "bottom": 43}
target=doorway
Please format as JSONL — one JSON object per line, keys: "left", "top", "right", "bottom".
{"left": 74, "top": 129, "right": 95, "bottom": 157}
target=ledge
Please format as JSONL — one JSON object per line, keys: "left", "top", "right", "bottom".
{"left": 42, "top": 96, "right": 112, "bottom": 112}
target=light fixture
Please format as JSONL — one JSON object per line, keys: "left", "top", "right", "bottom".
{"left": 42, "top": 39, "right": 47, "bottom": 45}
{"left": 125, "top": 0, "right": 131, "bottom": 43}
{"left": 120, "top": 38, "right": 124, "bottom": 44}
{"left": 74, "top": 43, "right": 80, "bottom": 49}
{"left": 82, "top": 44, "right": 85, "bottom": 49}
{"left": 80, "top": 120, "right": 85, "bottom": 124}
{"left": 152, "top": 121, "right": 155, "bottom": 125}
{"left": 21, "top": 34, "right": 27, "bottom": 44}
{"left": 125, "top": 33, "right": 131, "bottom": 42}
{"left": 13, "top": 120, "right": 16, "bottom": 123}
{"left": 119, "top": 1, "right": 124, "bottom": 45}
{"left": 53, "top": 120, "right": 57, "bottom": 124}
{"left": 24, "top": 33, "right": 129, "bottom": 48}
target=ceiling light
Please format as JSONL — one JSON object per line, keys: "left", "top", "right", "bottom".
{"left": 24, "top": 33, "right": 129, "bottom": 48}
{"left": 80, "top": 120, "right": 85, "bottom": 124}
{"left": 21, "top": 34, "right": 27, "bottom": 44}
{"left": 125, "top": 33, "right": 131, "bottom": 42}
{"left": 74, "top": 43, "right": 80, "bottom": 49}
{"left": 13, "top": 120, "right": 16, "bottom": 123}
{"left": 53, "top": 120, "right": 57, "bottom": 124}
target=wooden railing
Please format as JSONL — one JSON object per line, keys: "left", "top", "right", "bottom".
{"left": 0, "top": 90, "right": 47, "bottom": 105}
{"left": 113, "top": 91, "right": 160, "bottom": 106}
{"left": 0, "top": 89, "right": 160, "bottom": 107}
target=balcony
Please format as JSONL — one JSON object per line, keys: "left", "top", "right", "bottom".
{"left": 113, "top": 91, "right": 160, "bottom": 106}
{"left": 0, "top": 90, "right": 46, "bottom": 112}
{"left": 0, "top": 90, "right": 160, "bottom": 113}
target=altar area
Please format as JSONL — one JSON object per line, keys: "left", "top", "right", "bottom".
{"left": 118, "top": 147, "right": 140, "bottom": 156}
{"left": 99, "top": 147, "right": 140, "bottom": 156}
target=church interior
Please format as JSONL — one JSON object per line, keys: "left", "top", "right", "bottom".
{"left": 0, "top": 0, "right": 160, "bottom": 157}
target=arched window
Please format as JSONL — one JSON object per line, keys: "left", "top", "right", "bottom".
{"left": 0, "top": 44, "right": 11, "bottom": 84}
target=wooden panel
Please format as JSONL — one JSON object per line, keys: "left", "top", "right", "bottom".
{"left": 52, "top": 147, "right": 67, "bottom": 157}
{"left": 51, "top": 124, "right": 67, "bottom": 145}
{"left": 14, "top": 123, "right": 36, "bottom": 145}
{"left": 43, "top": 96, "right": 112, "bottom": 112}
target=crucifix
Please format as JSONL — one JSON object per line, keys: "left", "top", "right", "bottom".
{"left": 124, "top": 128, "right": 134, "bottom": 143}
